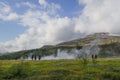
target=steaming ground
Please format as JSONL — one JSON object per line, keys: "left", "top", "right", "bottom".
{"left": 21, "top": 36, "right": 101, "bottom": 60}
{"left": 24, "top": 49, "right": 79, "bottom": 60}
{"left": 41, "top": 51, "right": 75, "bottom": 60}
{"left": 18, "top": 33, "right": 120, "bottom": 60}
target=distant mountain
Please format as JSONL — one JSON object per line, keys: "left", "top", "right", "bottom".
{"left": 57, "top": 32, "right": 120, "bottom": 46}
{"left": 41, "top": 45, "right": 54, "bottom": 49}
{"left": 0, "top": 33, "right": 120, "bottom": 60}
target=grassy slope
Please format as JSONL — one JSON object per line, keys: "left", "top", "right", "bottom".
{"left": 0, "top": 59, "right": 120, "bottom": 80}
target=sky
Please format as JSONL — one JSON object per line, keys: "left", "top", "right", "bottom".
{"left": 0, "top": 0, "right": 120, "bottom": 53}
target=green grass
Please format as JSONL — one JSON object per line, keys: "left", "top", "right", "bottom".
{"left": 0, "top": 59, "right": 120, "bottom": 80}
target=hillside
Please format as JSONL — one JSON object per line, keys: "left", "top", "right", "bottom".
{"left": 0, "top": 33, "right": 120, "bottom": 60}
{"left": 57, "top": 33, "right": 120, "bottom": 46}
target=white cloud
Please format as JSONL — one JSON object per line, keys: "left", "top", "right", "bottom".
{"left": 0, "top": 0, "right": 120, "bottom": 53}
{"left": 38, "top": 0, "right": 61, "bottom": 15}
{"left": 39, "top": 0, "right": 48, "bottom": 7}
{"left": 22, "top": 2, "right": 36, "bottom": 8}
{"left": 16, "top": 2, "right": 37, "bottom": 8}
{"left": 3, "top": 13, "right": 19, "bottom": 21}
{"left": 0, "top": 2, "right": 11, "bottom": 13}
{"left": 0, "top": 2, "right": 19, "bottom": 21}
{"left": 0, "top": 1, "right": 70, "bottom": 53}
{"left": 76, "top": 0, "right": 120, "bottom": 34}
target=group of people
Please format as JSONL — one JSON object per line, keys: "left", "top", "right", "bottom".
{"left": 31, "top": 55, "right": 41, "bottom": 60}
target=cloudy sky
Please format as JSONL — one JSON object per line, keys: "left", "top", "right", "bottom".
{"left": 0, "top": 0, "right": 120, "bottom": 53}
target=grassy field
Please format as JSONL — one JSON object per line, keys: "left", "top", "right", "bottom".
{"left": 0, "top": 59, "right": 120, "bottom": 80}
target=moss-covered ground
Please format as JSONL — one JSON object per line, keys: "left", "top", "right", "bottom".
{"left": 0, "top": 59, "right": 120, "bottom": 80}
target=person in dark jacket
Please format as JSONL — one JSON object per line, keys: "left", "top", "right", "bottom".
{"left": 31, "top": 55, "right": 34, "bottom": 60}
{"left": 92, "top": 54, "right": 97, "bottom": 63}
{"left": 38, "top": 55, "right": 41, "bottom": 60}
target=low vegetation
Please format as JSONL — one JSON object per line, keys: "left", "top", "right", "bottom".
{"left": 0, "top": 59, "right": 120, "bottom": 80}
